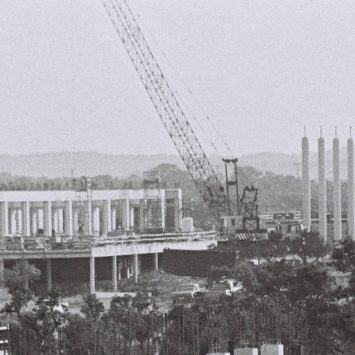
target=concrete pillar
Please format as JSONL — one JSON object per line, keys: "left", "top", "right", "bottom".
{"left": 112, "top": 255, "right": 117, "bottom": 292}
{"left": 0, "top": 259, "right": 4, "bottom": 287}
{"left": 23, "top": 260, "right": 29, "bottom": 289}
{"left": 1, "top": 202, "right": 9, "bottom": 236}
{"left": 31, "top": 209, "right": 37, "bottom": 235}
{"left": 130, "top": 206, "right": 135, "bottom": 230}
{"left": 302, "top": 134, "right": 311, "bottom": 229}
{"left": 10, "top": 209, "right": 16, "bottom": 234}
{"left": 318, "top": 132, "right": 327, "bottom": 243}
{"left": 66, "top": 200, "right": 73, "bottom": 236}
{"left": 73, "top": 207, "right": 79, "bottom": 234}
{"left": 139, "top": 200, "right": 145, "bottom": 232}
{"left": 161, "top": 191, "right": 166, "bottom": 231}
{"left": 23, "top": 202, "right": 30, "bottom": 236}
{"left": 154, "top": 253, "right": 159, "bottom": 271}
{"left": 87, "top": 200, "right": 93, "bottom": 235}
{"left": 46, "top": 259, "right": 52, "bottom": 291}
{"left": 123, "top": 200, "right": 130, "bottom": 232}
{"left": 92, "top": 207, "right": 100, "bottom": 235}
{"left": 118, "top": 259, "right": 122, "bottom": 280}
{"left": 133, "top": 254, "right": 139, "bottom": 283}
{"left": 90, "top": 256, "right": 95, "bottom": 293}
{"left": 333, "top": 134, "right": 342, "bottom": 240}
{"left": 104, "top": 200, "right": 112, "bottom": 235}
{"left": 44, "top": 201, "right": 52, "bottom": 237}
{"left": 348, "top": 134, "right": 354, "bottom": 239}
{"left": 111, "top": 205, "right": 117, "bottom": 231}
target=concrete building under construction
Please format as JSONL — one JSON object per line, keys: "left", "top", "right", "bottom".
{"left": 0, "top": 184, "right": 217, "bottom": 294}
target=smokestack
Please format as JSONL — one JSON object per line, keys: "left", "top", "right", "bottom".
{"left": 348, "top": 127, "right": 354, "bottom": 239}
{"left": 302, "top": 128, "right": 311, "bottom": 229}
{"left": 333, "top": 128, "right": 342, "bottom": 241}
{"left": 318, "top": 127, "right": 327, "bottom": 243}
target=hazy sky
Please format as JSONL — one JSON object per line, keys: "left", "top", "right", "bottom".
{"left": 1, "top": 0, "right": 355, "bottom": 157}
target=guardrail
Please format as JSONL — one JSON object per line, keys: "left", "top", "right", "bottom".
{"left": 0, "top": 231, "right": 217, "bottom": 253}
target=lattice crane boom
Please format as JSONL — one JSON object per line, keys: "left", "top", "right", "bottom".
{"left": 101, "top": 0, "right": 227, "bottom": 218}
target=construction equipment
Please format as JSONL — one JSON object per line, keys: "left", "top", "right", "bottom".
{"left": 101, "top": 0, "right": 227, "bottom": 219}
{"left": 101, "top": 0, "right": 261, "bottom": 236}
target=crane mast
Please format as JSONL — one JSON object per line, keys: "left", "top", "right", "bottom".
{"left": 101, "top": 0, "right": 227, "bottom": 218}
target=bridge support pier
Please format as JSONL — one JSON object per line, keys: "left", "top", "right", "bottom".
{"left": 154, "top": 253, "right": 159, "bottom": 271}
{"left": 90, "top": 256, "right": 95, "bottom": 294}
{"left": 133, "top": 254, "right": 139, "bottom": 283}
{"left": 112, "top": 255, "right": 117, "bottom": 292}
{"left": 0, "top": 259, "right": 4, "bottom": 287}
{"left": 46, "top": 259, "right": 52, "bottom": 291}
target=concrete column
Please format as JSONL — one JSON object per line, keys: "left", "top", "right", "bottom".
{"left": 90, "top": 256, "right": 95, "bottom": 293}
{"left": 133, "top": 254, "right": 139, "bottom": 283}
{"left": 73, "top": 207, "right": 79, "bottom": 234}
{"left": 112, "top": 255, "right": 117, "bottom": 292}
{"left": 302, "top": 134, "right": 311, "bottom": 229}
{"left": 111, "top": 205, "right": 117, "bottom": 231}
{"left": 66, "top": 200, "right": 73, "bottom": 236}
{"left": 87, "top": 200, "right": 93, "bottom": 235}
{"left": 46, "top": 259, "right": 52, "bottom": 291}
{"left": 0, "top": 259, "right": 4, "bottom": 287}
{"left": 44, "top": 201, "right": 52, "bottom": 237}
{"left": 23, "top": 260, "right": 29, "bottom": 289}
{"left": 161, "top": 191, "right": 166, "bottom": 231}
{"left": 139, "top": 200, "right": 145, "bottom": 232}
{"left": 123, "top": 200, "right": 130, "bottom": 231}
{"left": 117, "top": 259, "right": 122, "bottom": 280}
{"left": 318, "top": 133, "right": 327, "bottom": 243}
{"left": 130, "top": 206, "right": 135, "bottom": 230}
{"left": 333, "top": 134, "right": 342, "bottom": 241}
{"left": 10, "top": 209, "right": 16, "bottom": 234}
{"left": 22, "top": 201, "right": 31, "bottom": 236}
{"left": 1, "top": 202, "right": 9, "bottom": 236}
{"left": 92, "top": 207, "right": 100, "bottom": 235}
{"left": 106, "top": 200, "right": 112, "bottom": 234}
{"left": 348, "top": 134, "right": 354, "bottom": 239}
{"left": 31, "top": 209, "right": 37, "bottom": 235}
{"left": 154, "top": 253, "right": 159, "bottom": 271}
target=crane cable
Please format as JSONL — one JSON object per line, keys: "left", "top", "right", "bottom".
{"left": 130, "top": 5, "right": 232, "bottom": 160}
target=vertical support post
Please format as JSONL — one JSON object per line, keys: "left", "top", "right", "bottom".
{"left": 23, "top": 201, "right": 31, "bottom": 236}
{"left": 161, "top": 190, "right": 166, "bottom": 231}
{"left": 87, "top": 199, "right": 93, "bottom": 235}
{"left": 90, "top": 256, "right": 95, "bottom": 294}
{"left": 66, "top": 200, "right": 73, "bottom": 236}
{"left": 107, "top": 200, "right": 112, "bottom": 234}
{"left": 112, "top": 255, "right": 117, "bottom": 292}
{"left": 2, "top": 202, "right": 9, "bottom": 236}
{"left": 154, "top": 253, "right": 159, "bottom": 271}
{"left": 23, "top": 260, "right": 29, "bottom": 289}
{"left": 133, "top": 254, "right": 139, "bottom": 283}
{"left": 0, "top": 259, "right": 4, "bottom": 287}
{"left": 174, "top": 190, "right": 182, "bottom": 232}
{"left": 318, "top": 132, "right": 327, "bottom": 243}
{"left": 123, "top": 200, "right": 130, "bottom": 232}
{"left": 45, "top": 201, "right": 52, "bottom": 237}
{"left": 118, "top": 258, "right": 122, "bottom": 281}
{"left": 302, "top": 133, "right": 311, "bottom": 229}
{"left": 348, "top": 132, "right": 354, "bottom": 239}
{"left": 333, "top": 133, "right": 342, "bottom": 240}
{"left": 46, "top": 259, "right": 52, "bottom": 291}
{"left": 139, "top": 200, "right": 145, "bottom": 233}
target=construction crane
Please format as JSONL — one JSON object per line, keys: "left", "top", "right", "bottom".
{"left": 101, "top": 0, "right": 229, "bottom": 219}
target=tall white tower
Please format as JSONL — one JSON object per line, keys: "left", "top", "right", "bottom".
{"left": 347, "top": 127, "right": 354, "bottom": 239}
{"left": 318, "top": 127, "right": 327, "bottom": 243}
{"left": 302, "top": 128, "right": 311, "bottom": 229}
{"left": 333, "top": 128, "right": 342, "bottom": 241}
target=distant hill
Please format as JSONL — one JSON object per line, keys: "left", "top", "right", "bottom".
{"left": 0, "top": 149, "right": 350, "bottom": 179}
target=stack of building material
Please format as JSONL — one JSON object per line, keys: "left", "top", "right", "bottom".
{"left": 260, "top": 343, "right": 284, "bottom": 355}
{"left": 234, "top": 347, "right": 258, "bottom": 355}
